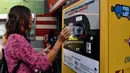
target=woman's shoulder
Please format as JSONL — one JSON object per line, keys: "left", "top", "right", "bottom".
{"left": 8, "top": 34, "right": 26, "bottom": 41}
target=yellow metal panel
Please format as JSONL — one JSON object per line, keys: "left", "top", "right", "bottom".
{"left": 109, "top": 0, "right": 130, "bottom": 73}
{"left": 100, "top": 0, "right": 109, "bottom": 73}
{"left": 62, "top": 64, "right": 75, "bottom": 73}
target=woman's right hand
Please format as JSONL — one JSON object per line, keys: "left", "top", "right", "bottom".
{"left": 47, "top": 27, "right": 71, "bottom": 63}
{"left": 58, "top": 27, "right": 71, "bottom": 43}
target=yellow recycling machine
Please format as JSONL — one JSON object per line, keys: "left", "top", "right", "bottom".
{"left": 62, "top": 0, "right": 130, "bottom": 73}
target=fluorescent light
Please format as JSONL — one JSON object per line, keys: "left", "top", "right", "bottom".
{"left": 0, "top": 14, "right": 35, "bottom": 19}
{"left": 0, "top": 14, "right": 7, "bottom": 19}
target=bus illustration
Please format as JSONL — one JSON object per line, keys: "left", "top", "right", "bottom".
{"left": 111, "top": 4, "right": 130, "bottom": 20}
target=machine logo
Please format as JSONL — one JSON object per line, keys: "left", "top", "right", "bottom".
{"left": 111, "top": 4, "right": 130, "bottom": 20}
{"left": 115, "top": 69, "right": 124, "bottom": 73}
{"left": 124, "top": 37, "right": 130, "bottom": 47}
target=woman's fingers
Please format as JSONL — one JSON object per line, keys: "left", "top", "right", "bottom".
{"left": 64, "top": 27, "right": 71, "bottom": 35}
{"left": 61, "top": 27, "right": 71, "bottom": 39}
{"left": 64, "top": 29, "right": 71, "bottom": 39}
{"left": 61, "top": 27, "right": 68, "bottom": 34}
{"left": 58, "top": 26, "right": 71, "bottom": 42}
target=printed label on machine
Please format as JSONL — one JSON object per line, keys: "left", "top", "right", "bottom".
{"left": 64, "top": 49, "right": 99, "bottom": 73}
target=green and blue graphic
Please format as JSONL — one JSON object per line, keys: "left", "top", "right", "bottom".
{"left": 111, "top": 4, "right": 130, "bottom": 20}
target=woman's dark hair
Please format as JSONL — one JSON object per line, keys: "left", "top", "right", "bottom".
{"left": 6, "top": 5, "right": 31, "bottom": 41}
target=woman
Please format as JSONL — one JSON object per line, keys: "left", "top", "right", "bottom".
{"left": 5, "top": 5, "right": 71, "bottom": 73}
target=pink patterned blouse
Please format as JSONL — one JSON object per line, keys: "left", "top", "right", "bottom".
{"left": 4, "top": 34, "right": 51, "bottom": 73}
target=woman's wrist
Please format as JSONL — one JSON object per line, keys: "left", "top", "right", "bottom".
{"left": 52, "top": 47, "right": 58, "bottom": 52}
{"left": 57, "top": 39, "right": 64, "bottom": 44}
{"left": 52, "top": 39, "right": 63, "bottom": 52}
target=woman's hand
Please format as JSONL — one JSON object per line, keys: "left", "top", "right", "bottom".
{"left": 58, "top": 27, "right": 71, "bottom": 43}
{"left": 40, "top": 45, "right": 51, "bottom": 55}
{"left": 47, "top": 26, "right": 71, "bottom": 63}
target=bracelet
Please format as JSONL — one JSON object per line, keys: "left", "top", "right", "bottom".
{"left": 53, "top": 48, "right": 57, "bottom": 52}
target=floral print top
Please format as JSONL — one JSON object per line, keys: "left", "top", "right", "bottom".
{"left": 4, "top": 34, "right": 51, "bottom": 73}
